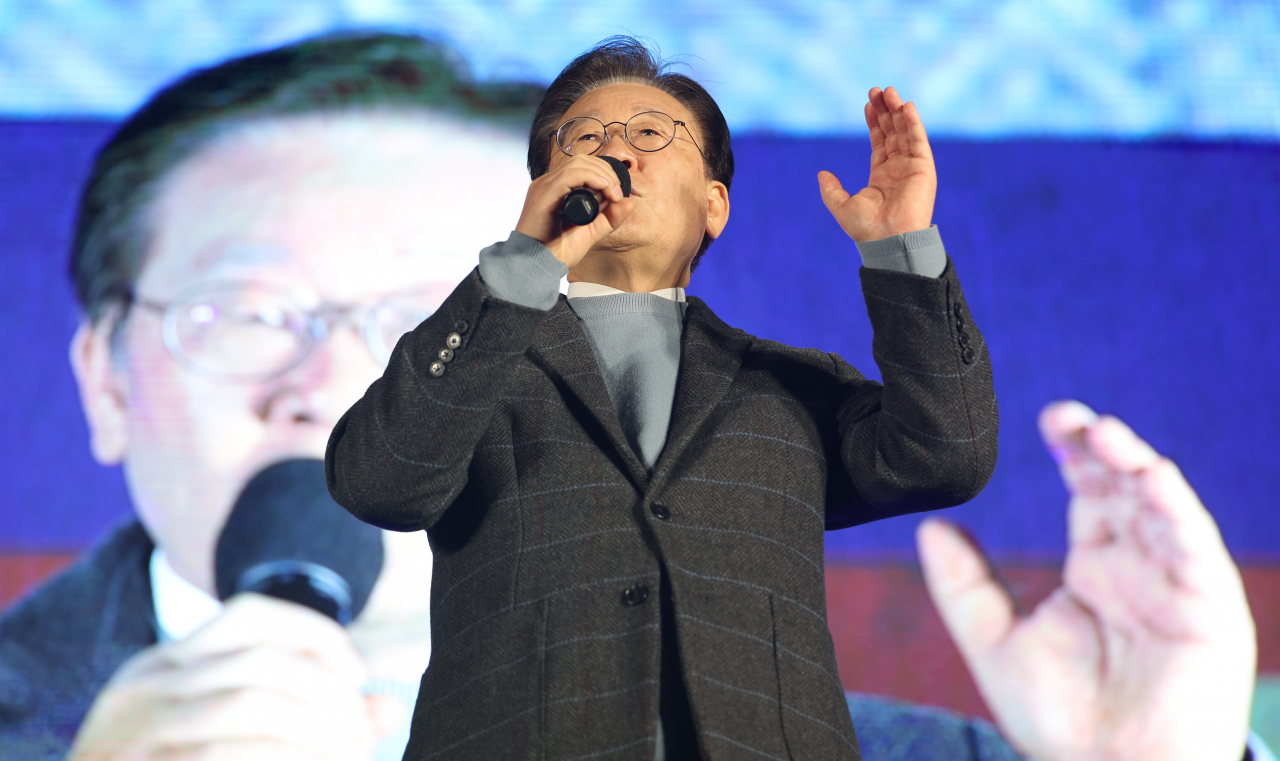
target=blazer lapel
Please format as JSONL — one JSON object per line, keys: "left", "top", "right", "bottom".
{"left": 651, "top": 297, "right": 752, "bottom": 484}
{"left": 526, "top": 297, "right": 650, "bottom": 488}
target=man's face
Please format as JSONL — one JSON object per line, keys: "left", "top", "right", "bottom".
{"left": 73, "top": 112, "right": 529, "bottom": 595}
{"left": 547, "top": 82, "right": 726, "bottom": 279}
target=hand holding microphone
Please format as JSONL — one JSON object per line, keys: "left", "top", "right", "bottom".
{"left": 561, "top": 155, "right": 631, "bottom": 226}
{"left": 70, "top": 460, "right": 398, "bottom": 761}
{"left": 515, "top": 153, "right": 634, "bottom": 269}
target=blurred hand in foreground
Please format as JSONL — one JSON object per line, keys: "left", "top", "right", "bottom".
{"left": 69, "top": 594, "right": 403, "bottom": 761}
{"left": 919, "top": 400, "right": 1256, "bottom": 761}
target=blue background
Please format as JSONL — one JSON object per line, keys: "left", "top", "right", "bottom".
{"left": 2, "top": 121, "right": 1276, "bottom": 559}
{"left": 1, "top": 1, "right": 1277, "bottom": 560}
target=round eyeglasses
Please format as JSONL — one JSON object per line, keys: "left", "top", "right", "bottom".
{"left": 130, "top": 281, "right": 443, "bottom": 381}
{"left": 551, "top": 110, "right": 704, "bottom": 158}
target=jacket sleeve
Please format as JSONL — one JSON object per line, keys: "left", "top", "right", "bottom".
{"left": 827, "top": 256, "right": 999, "bottom": 528}
{"left": 324, "top": 265, "right": 551, "bottom": 532}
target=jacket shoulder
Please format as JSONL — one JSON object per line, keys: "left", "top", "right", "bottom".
{"left": 685, "top": 296, "right": 851, "bottom": 377}
{"left": 0, "top": 521, "right": 155, "bottom": 751}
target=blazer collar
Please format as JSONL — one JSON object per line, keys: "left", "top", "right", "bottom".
{"left": 649, "top": 297, "right": 752, "bottom": 487}
{"left": 524, "top": 296, "right": 752, "bottom": 493}
{"left": 526, "top": 297, "right": 650, "bottom": 488}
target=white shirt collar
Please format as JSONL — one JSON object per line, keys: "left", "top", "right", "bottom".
{"left": 566, "top": 281, "right": 686, "bottom": 303}
{"left": 150, "top": 547, "right": 222, "bottom": 642}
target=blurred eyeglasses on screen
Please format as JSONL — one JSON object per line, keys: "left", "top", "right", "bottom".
{"left": 131, "top": 281, "right": 439, "bottom": 380}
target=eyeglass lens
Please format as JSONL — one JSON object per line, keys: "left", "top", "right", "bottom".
{"left": 165, "top": 284, "right": 438, "bottom": 380}
{"left": 557, "top": 111, "right": 677, "bottom": 156}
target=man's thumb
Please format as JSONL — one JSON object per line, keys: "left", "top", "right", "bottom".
{"left": 918, "top": 518, "right": 1016, "bottom": 661}
{"left": 817, "top": 170, "right": 850, "bottom": 212}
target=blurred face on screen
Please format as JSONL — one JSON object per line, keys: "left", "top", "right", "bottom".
{"left": 73, "top": 112, "right": 529, "bottom": 598}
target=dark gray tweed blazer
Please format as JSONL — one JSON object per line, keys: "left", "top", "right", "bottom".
{"left": 325, "top": 258, "right": 998, "bottom": 760}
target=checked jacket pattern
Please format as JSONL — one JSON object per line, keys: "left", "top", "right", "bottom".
{"left": 325, "top": 258, "right": 998, "bottom": 760}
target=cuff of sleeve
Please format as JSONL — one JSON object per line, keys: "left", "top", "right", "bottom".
{"left": 854, "top": 224, "right": 947, "bottom": 278}
{"left": 477, "top": 230, "right": 568, "bottom": 310}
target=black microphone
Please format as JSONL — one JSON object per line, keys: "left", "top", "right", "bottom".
{"left": 215, "top": 458, "right": 384, "bottom": 625}
{"left": 561, "top": 155, "right": 631, "bottom": 226}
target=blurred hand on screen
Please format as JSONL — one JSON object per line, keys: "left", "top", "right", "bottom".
{"left": 68, "top": 594, "right": 403, "bottom": 761}
{"left": 818, "top": 86, "right": 937, "bottom": 242}
{"left": 918, "top": 400, "right": 1256, "bottom": 761}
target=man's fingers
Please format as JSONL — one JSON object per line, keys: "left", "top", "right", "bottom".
{"left": 901, "top": 102, "right": 934, "bottom": 161}
{"left": 142, "top": 686, "right": 372, "bottom": 761}
{"left": 1038, "top": 399, "right": 1098, "bottom": 463}
{"left": 869, "top": 87, "right": 896, "bottom": 146}
{"left": 864, "top": 102, "right": 885, "bottom": 150}
{"left": 1085, "top": 415, "right": 1161, "bottom": 474}
{"left": 141, "top": 646, "right": 367, "bottom": 712}
{"left": 1138, "top": 457, "right": 1233, "bottom": 573}
{"left": 882, "top": 85, "right": 906, "bottom": 111}
{"left": 868, "top": 86, "right": 888, "bottom": 116}
{"left": 885, "top": 88, "right": 909, "bottom": 147}
{"left": 367, "top": 693, "right": 410, "bottom": 738}
{"left": 597, "top": 195, "right": 634, "bottom": 231}
{"left": 157, "top": 594, "right": 367, "bottom": 688}
{"left": 918, "top": 518, "right": 1017, "bottom": 659}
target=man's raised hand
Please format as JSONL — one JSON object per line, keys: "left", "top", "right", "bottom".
{"left": 819, "top": 86, "right": 937, "bottom": 242}
{"left": 917, "top": 401, "right": 1256, "bottom": 761}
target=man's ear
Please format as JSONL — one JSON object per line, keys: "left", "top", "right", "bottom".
{"left": 69, "top": 315, "right": 129, "bottom": 465}
{"left": 704, "top": 180, "right": 730, "bottom": 240}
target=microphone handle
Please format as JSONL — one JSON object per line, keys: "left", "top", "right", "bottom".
{"left": 562, "top": 188, "right": 601, "bottom": 227}
{"left": 236, "top": 560, "right": 356, "bottom": 624}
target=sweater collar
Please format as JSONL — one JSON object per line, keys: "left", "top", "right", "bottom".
{"left": 566, "top": 281, "right": 686, "bottom": 303}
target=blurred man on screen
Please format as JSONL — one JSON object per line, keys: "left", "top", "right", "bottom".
{"left": 0, "top": 30, "right": 1263, "bottom": 761}
{"left": 0, "top": 33, "right": 541, "bottom": 759}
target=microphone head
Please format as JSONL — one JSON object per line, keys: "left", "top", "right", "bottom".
{"left": 600, "top": 155, "right": 632, "bottom": 197}
{"left": 215, "top": 458, "right": 384, "bottom": 624}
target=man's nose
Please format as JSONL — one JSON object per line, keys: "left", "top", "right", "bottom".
{"left": 257, "top": 324, "right": 379, "bottom": 426}
{"left": 598, "top": 123, "right": 636, "bottom": 169}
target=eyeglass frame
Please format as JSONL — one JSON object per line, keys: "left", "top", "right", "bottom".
{"left": 126, "top": 280, "right": 437, "bottom": 381}
{"left": 548, "top": 110, "right": 705, "bottom": 159}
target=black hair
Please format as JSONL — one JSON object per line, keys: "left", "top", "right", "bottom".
{"left": 71, "top": 31, "right": 544, "bottom": 323}
{"left": 527, "top": 36, "right": 733, "bottom": 271}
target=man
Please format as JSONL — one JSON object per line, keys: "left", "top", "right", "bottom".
{"left": 0, "top": 33, "right": 542, "bottom": 759}
{"left": 326, "top": 36, "right": 999, "bottom": 759}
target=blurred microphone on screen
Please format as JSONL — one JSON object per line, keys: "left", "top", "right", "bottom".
{"left": 215, "top": 458, "right": 384, "bottom": 625}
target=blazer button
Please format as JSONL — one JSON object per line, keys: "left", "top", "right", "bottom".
{"left": 429, "top": 360, "right": 446, "bottom": 377}
{"left": 445, "top": 332, "right": 463, "bottom": 350}
{"left": 454, "top": 319, "right": 470, "bottom": 334}
{"left": 961, "top": 346, "right": 976, "bottom": 364}
{"left": 650, "top": 503, "right": 670, "bottom": 520}
{"left": 621, "top": 585, "right": 649, "bottom": 606}
{"left": 957, "top": 331, "right": 971, "bottom": 348}
{"left": 438, "top": 347, "right": 455, "bottom": 363}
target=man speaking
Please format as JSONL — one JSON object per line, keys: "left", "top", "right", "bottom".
{"left": 326, "top": 36, "right": 998, "bottom": 759}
